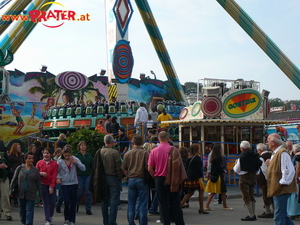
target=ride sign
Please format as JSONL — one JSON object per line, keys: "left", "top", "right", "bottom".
{"left": 1, "top": 2, "right": 90, "bottom": 28}
{"left": 223, "top": 89, "right": 262, "bottom": 118}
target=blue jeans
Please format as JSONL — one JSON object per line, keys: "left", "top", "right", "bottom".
{"left": 77, "top": 175, "right": 92, "bottom": 210}
{"left": 273, "top": 193, "right": 295, "bottom": 225}
{"left": 127, "top": 178, "right": 149, "bottom": 225}
{"left": 101, "top": 175, "right": 121, "bottom": 225}
{"left": 62, "top": 184, "right": 78, "bottom": 223}
{"left": 41, "top": 184, "right": 56, "bottom": 222}
{"left": 19, "top": 198, "right": 35, "bottom": 225}
{"left": 155, "top": 177, "right": 185, "bottom": 225}
{"left": 56, "top": 184, "right": 63, "bottom": 208}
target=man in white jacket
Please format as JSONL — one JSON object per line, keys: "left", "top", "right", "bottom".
{"left": 134, "top": 102, "right": 148, "bottom": 139}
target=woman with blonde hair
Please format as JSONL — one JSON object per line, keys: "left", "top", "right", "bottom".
{"left": 57, "top": 133, "right": 66, "bottom": 148}
{"left": 28, "top": 144, "right": 36, "bottom": 154}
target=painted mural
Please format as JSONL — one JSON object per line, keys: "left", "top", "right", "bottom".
{"left": 0, "top": 69, "right": 181, "bottom": 143}
{"left": 266, "top": 123, "right": 300, "bottom": 142}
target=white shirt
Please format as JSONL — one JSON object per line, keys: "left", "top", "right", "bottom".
{"left": 233, "top": 158, "right": 248, "bottom": 175}
{"left": 233, "top": 158, "right": 260, "bottom": 175}
{"left": 259, "top": 151, "right": 269, "bottom": 179}
{"left": 134, "top": 107, "right": 148, "bottom": 126}
{"left": 270, "top": 145, "right": 295, "bottom": 185}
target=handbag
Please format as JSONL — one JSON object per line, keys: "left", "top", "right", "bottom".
{"left": 210, "top": 175, "right": 219, "bottom": 183}
{"left": 10, "top": 165, "right": 22, "bottom": 197}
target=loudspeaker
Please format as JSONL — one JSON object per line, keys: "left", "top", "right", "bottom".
{"left": 202, "top": 87, "right": 221, "bottom": 97}
{"left": 261, "top": 89, "right": 270, "bottom": 98}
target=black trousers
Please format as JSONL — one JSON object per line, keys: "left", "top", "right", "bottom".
{"left": 155, "top": 176, "right": 185, "bottom": 225}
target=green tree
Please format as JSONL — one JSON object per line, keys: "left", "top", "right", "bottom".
{"left": 67, "top": 129, "right": 105, "bottom": 156}
{"left": 269, "top": 98, "right": 285, "bottom": 107}
{"left": 284, "top": 100, "right": 300, "bottom": 110}
{"left": 183, "top": 82, "right": 202, "bottom": 95}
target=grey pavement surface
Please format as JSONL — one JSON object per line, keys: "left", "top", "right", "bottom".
{"left": 3, "top": 186, "right": 278, "bottom": 225}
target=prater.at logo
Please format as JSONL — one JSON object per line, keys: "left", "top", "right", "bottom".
{"left": 1, "top": 2, "right": 90, "bottom": 28}
{"left": 30, "top": 2, "right": 90, "bottom": 28}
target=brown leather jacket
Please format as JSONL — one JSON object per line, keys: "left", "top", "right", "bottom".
{"left": 165, "top": 147, "right": 188, "bottom": 192}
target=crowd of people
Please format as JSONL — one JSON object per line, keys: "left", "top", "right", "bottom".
{"left": 233, "top": 135, "right": 300, "bottom": 225}
{"left": 2, "top": 122, "right": 300, "bottom": 225}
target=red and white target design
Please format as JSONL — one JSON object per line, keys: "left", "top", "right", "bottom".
{"left": 201, "top": 96, "right": 222, "bottom": 118}
{"left": 55, "top": 71, "right": 89, "bottom": 90}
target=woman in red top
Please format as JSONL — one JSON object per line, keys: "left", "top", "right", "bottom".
{"left": 36, "top": 148, "right": 58, "bottom": 225}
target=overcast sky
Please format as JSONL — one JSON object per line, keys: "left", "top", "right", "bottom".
{"left": 1, "top": 0, "right": 300, "bottom": 101}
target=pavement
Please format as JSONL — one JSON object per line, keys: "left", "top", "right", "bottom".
{"left": 2, "top": 186, "right": 278, "bottom": 225}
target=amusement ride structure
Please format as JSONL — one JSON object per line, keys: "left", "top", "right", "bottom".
{"left": 0, "top": 0, "right": 299, "bottom": 146}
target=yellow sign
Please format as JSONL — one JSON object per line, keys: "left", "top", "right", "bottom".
{"left": 223, "top": 89, "right": 262, "bottom": 118}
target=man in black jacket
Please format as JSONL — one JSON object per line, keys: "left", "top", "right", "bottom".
{"left": 234, "top": 141, "right": 262, "bottom": 221}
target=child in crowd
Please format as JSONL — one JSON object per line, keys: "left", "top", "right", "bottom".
{"left": 36, "top": 148, "right": 58, "bottom": 225}
{"left": 57, "top": 145, "right": 86, "bottom": 225}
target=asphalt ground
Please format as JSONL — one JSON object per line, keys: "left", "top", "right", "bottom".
{"left": 2, "top": 186, "right": 279, "bottom": 225}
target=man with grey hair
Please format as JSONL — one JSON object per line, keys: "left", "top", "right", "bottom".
{"left": 234, "top": 141, "right": 262, "bottom": 221}
{"left": 91, "top": 134, "right": 123, "bottom": 225}
{"left": 266, "top": 133, "right": 296, "bottom": 225}
{"left": 256, "top": 143, "right": 273, "bottom": 218}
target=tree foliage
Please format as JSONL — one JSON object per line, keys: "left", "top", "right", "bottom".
{"left": 269, "top": 98, "right": 285, "bottom": 107}
{"left": 284, "top": 100, "right": 300, "bottom": 110}
{"left": 67, "top": 129, "right": 105, "bottom": 156}
{"left": 269, "top": 98, "right": 300, "bottom": 110}
{"left": 183, "top": 82, "right": 202, "bottom": 95}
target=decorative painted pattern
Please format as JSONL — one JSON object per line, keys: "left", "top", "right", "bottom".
{"left": 113, "top": 0, "right": 133, "bottom": 38}
{"left": 179, "top": 107, "right": 188, "bottom": 120}
{"left": 55, "top": 71, "right": 89, "bottom": 90}
{"left": 113, "top": 40, "right": 134, "bottom": 84}
{"left": 191, "top": 101, "right": 201, "bottom": 117}
{"left": 201, "top": 96, "right": 222, "bottom": 118}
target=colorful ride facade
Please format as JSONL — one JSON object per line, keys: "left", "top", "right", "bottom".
{"left": 166, "top": 78, "right": 285, "bottom": 155}
{"left": 0, "top": 69, "right": 185, "bottom": 143}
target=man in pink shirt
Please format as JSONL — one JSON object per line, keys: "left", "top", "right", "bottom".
{"left": 148, "top": 131, "right": 185, "bottom": 225}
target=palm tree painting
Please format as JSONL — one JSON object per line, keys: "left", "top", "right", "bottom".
{"left": 76, "top": 80, "right": 96, "bottom": 102}
{"left": 28, "top": 75, "right": 60, "bottom": 102}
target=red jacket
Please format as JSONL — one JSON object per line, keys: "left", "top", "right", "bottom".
{"left": 36, "top": 159, "right": 58, "bottom": 189}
